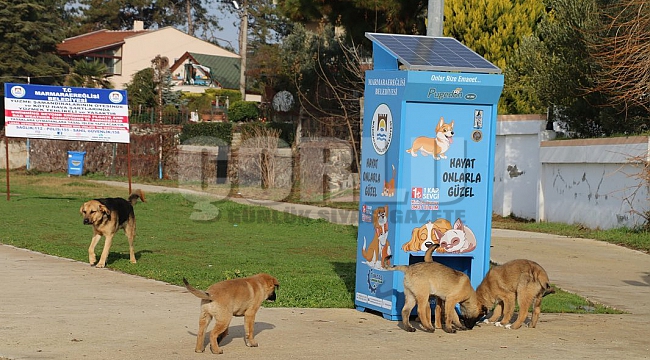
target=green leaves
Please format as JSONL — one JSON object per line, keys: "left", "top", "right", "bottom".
{"left": 0, "top": 0, "right": 68, "bottom": 85}
{"left": 64, "top": 60, "right": 113, "bottom": 89}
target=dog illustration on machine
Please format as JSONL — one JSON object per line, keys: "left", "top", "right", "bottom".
{"left": 381, "top": 164, "right": 396, "bottom": 197}
{"left": 401, "top": 218, "right": 476, "bottom": 254}
{"left": 406, "top": 117, "right": 454, "bottom": 160}
{"left": 362, "top": 205, "right": 391, "bottom": 269}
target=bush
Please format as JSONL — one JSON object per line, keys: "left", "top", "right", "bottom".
{"left": 229, "top": 101, "right": 259, "bottom": 122}
{"left": 205, "top": 88, "right": 241, "bottom": 103}
{"left": 268, "top": 122, "right": 295, "bottom": 146}
{"left": 240, "top": 121, "right": 293, "bottom": 147}
{"left": 179, "top": 122, "right": 233, "bottom": 145}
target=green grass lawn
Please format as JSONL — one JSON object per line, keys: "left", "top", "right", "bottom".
{"left": 0, "top": 171, "right": 622, "bottom": 313}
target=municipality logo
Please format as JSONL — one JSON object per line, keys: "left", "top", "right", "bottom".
{"left": 10, "top": 86, "right": 26, "bottom": 98}
{"left": 371, "top": 104, "right": 393, "bottom": 155}
{"left": 108, "top": 91, "right": 123, "bottom": 103}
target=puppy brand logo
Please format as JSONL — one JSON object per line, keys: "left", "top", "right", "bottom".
{"left": 371, "top": 104, "right": 393, "bottom": 155}
{"left": 426, "top": 88, "right": 464, "bottom": 100}
{"left": 10, "top": 86, "right": 26, "bottom": 98}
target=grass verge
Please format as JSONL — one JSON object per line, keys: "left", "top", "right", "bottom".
{"left": 0, "top": 171, "right": 623, "bottom": 313}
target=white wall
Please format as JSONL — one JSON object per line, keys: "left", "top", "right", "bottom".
{"left": 539, "top": 137, "right": 649, "bottom": 229}
{"left": 493, "top": 115, "right": 548, "bottom": 220}
{"left": 112, "top": 27, "right": 240, "bottom": 89}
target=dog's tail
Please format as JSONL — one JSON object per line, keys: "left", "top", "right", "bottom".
{"left": 423, "top": 243, "right": 440, "bottom": 263}
{"left": 384, "top": 244, "right": 440, "bottom": 270}
{"left": 182, "top": 278, "right": 212, "bottom": 301}
{"left": 383, "top": 255, "right": 410, "bottom": 272}
{"left": 128, "top": 189, "right": 146, "bottom": 206}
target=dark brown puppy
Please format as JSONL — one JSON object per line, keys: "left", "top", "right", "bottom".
{"left": 476, "top": 259, "right": 555, "bottom": 329}
{"left": 386, "top": 245, "right": 487, "bottom": 333}
{"left": 79, "top": 190, "right": 145, "bottom": 268}
{"left": 183, "top": 274, "right": 280, "bottom": 354}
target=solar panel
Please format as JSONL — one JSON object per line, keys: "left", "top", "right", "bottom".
{"left": 366, "top": 33, "right": 502, "bottom": 74}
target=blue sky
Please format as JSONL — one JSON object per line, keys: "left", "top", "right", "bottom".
{"left": 210, "top": 5, "right": 241, "bottom": 52}
{"left": 215, "top": 11, "right": 239, "bottom": 53}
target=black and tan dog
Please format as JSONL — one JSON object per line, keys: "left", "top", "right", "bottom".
{"left": 476, "top": 259, "right": 555, "bottom": 329}
{"left": 183, "top": 274, "right": 280, "bottom": 354}
{"left": 386, "top": 245, "right": 487, "bottom": 333}
{"left": 79, "top": 190, "right": 145, "bottom": 268}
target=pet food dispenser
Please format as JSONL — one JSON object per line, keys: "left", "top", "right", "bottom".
{"left": 354, "top": 33, "right": 504, "bottom": 320}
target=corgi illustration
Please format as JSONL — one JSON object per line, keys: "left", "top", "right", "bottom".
{"left": 406, "top": 117, "right": 454, "bottom": 160}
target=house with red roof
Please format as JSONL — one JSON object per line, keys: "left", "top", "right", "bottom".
{"left": 56, "top": 21, "right": 240, "bottom": 92}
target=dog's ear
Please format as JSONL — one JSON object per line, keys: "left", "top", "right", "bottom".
{"left": 438, "top": 117, "right": 444, "bottom": 127}
{"left": 79, "top": 204, "right": 85, "bottom": 215}
{"left": 99, "top": 204, "right": 110, "bottom": 215}
{"left": 450, "top": 120, "right": 454, "bottom": 127}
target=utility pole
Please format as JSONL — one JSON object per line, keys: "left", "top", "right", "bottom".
{"left": 238, "top": 0, "right": 248, "bottom": 101}
{"left": 151, "top": 55, "right": 168, "bottom": 179}
{"left": 186, "top": 0, "right": 194, "bottom": 35}
{"left": 427, "top": 0, "right": 444, "bottom": 37}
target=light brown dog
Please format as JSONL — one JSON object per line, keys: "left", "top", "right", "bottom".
{"left": 422, "top": 245, "right": 466, "bottom": 331}
{"left": 386, "top": 245, "right": 487, "bottom": 333}
{"left": 476, "top": 259, "right": 555, "bottom": 329}
{"left": 183, "top": 274, "right": 280, "bottom": 354}
{"left": 79, "top": 190, "right": 145, "bottom": 268}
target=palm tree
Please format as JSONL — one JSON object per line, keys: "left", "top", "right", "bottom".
{"left": 64, "top": 60, "right": 114, "bottom": 89}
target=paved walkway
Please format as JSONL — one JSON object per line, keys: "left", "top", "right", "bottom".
{"left": 1, "top": 182, "right": 649, "bottom": 359}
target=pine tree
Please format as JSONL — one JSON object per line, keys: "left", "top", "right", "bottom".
{"left": 0, "top": 0, "right": 69, "bottom": 85}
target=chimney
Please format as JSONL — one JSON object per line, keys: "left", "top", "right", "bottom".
{"left": 133, "top": 20, "right": 144, "bottom": 31}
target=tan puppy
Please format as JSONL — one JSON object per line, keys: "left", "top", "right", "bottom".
{"left": 476, "top": 259, "right": 555, "bottom": 329}
{"left": 79, "top": 190, "right": 145, "bottom": 268}
{"left": 183, "top": 274, "right": 280, "bottom": 354}
{"left": 422, "top": 245, "right": 465, "bottom": 331}
{"left": 386, "top": 245, "right": 487, "bottom": 333}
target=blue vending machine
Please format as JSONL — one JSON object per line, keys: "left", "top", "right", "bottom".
{"left": 355, "top": 33, "right": 504, "bottom": 320}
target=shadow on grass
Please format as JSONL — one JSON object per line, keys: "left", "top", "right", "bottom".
{"left": 104, "top": 249, "right": 154, "bottom": 265}
{"left": 331, "top": 261, "right": 356, "bottom": 301}
{"left": 11, "top": 195, "right": 80, "bottom": 201}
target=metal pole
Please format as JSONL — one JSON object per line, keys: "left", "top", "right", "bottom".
{"left": 427, "top": 0, "right": 444, "bottom": 37}
{"left": 239, "top": 2, "right": 247, "bottom": 100}
{"left": 127, "top": 142, "right": 132, "bottom": 195}
{"left": 5, "top": 135, "right": 10, "bottom": 201}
